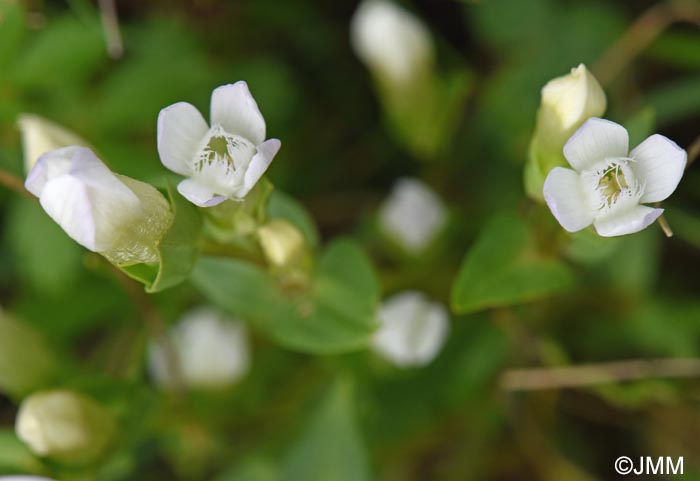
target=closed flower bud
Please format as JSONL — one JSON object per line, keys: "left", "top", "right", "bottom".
{"left": 257, "top": 219, "right": 312, "bottom": 286}
{"left": 373, "top": 291, "right": 449, "bottom": 367}
{"left": 25, "top": 146, "right": 173, "bottom": 265}
{"left": 526, "top": 64, "right": 606, "bottom": 200}
{"left": 16, "top": 390, "right": 115, "bottom": 465}
{"left": 378, "top": 178, "right": 446, "bottom": 253}
{"left": 17, "top": 114, "right": 89, "bottom": 174}
{"left": 351, "top": 0, "right": 433, "bottom": 87}
{"left": 149, "top": 308, "right": 250, "bottom": 390}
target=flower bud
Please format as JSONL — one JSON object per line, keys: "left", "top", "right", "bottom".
{"left": 16, "top": 390, "right": 115, "bottom": 465}
{"left": 24, "top": 146, "right": 173, "bottom": 265}
{"left": 257, "top": 219, "right": 312, "bottom": 287}
{"left": 351, "top": 0, "right": 433, "bottom": 87}
{"left": 372, "top": 291, "right": 449, "bottom": 367}
{"left": 526, "top": 64, "right": 606, "bottom": 200}
{"left": 378, "top": 178, "right": 447, "bottom": 253}
{"left": 17, "top": 114, "right": 89, "bottom": 174}
{"left": 149, "top": 308, "right": 250, "bottom": 390}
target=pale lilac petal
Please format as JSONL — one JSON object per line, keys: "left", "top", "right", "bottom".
{"left": 563, "top": 118, "right": 629, "bottom": 171}
{"left": 593, "top": 206, "right": 663, "bottom": 237}
{"left": 235, "top": 139, "right": 281, "bottom": 198}
{"left": 210, "top": 82, "right": 266, "bottom": 145}
{"left": 629, "top": 134, "right": 687, "bottom": 203}
{"left": 157, "top": 102, "right": 208, "bottom": 176}
{"left": 543, "top": 167, "right": 594, "bottom": 232}
{"left": 177, "top": 179, "right": 226, "bottom": 207}
{"left": 25, "top": 145, "right": 82, "bottom": 196}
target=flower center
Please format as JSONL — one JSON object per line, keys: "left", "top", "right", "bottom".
{"left": 194, "top": 125, "right": 256, "bottom": 174}
{"left": 581, "top": 157, "right": 643, "bottom": 214}
{"left": 597, "top": 163, "right": 629, "bottom": 203}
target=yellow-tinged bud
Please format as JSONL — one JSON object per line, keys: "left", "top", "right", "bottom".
{"left": 16, "top": 390, "right": 116, "bottom": 465}
{"left": 17, "top": 114, "right": 89, "bottom": 174}
{"left": 257, "top": 219, "right": 312, "bottom": 287}
{"left": 525, "top": 64, "right": 606, "bottom": 200}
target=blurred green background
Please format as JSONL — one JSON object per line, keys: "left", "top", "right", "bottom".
{"left": 1, "top": 0, "right": 700, "bottom": 480}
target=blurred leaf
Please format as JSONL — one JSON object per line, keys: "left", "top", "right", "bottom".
{"left": 6, "top": 198, "right": 83, "bottom": 295}
{"left": 214, "top": 458, "right": 278, "bottom": 481}
{"left": 121, "top": 183, "right": 202, "bottom": 293}
{"left": 192, "top": 239, "right": 379, "bottom": 354}
{"left": 664, "top": 207, "right": 700, "bottom": 248}
{"left": 0, "top": 429, "right": 41, "bottom": 474}
{"left": 0, "top": 0, "right": 26, "bottom": 70}
{"left": 268, "top": 190, "right": 320, "bottom": 247}
{"left": 451, "top": 213, "right": 575, "bottom": 314}
{"left": 624, "top": 107, "right": 656, "bottom": 148}
{"left": 647, "top": 31, "right": 700, "bottom": 70}
{"left": 645, "top": 75, "right": 700, "bottom": 125}
{"left": 281, "top": 379, "right": 371, "bottom": 481}
{"left": 12, "top": 14, "right": 105, "bottom": 88}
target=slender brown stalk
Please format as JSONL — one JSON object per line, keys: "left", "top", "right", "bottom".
{"left": 0, "top": 168, "right": 34, "bottom": 200}
{"left": 593, "top": 1, "right": 700, "bottom": 86}
{"left": 99, "top": 0, "right": 124, "bottom": 59}
{"left": 501, "top": 358, "right": 700, "bottom": 391}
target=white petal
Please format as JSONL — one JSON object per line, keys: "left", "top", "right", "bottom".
{"left": 177, "top": 179, "right": 226, "bottom": 207}
{"left": 563, "top": 118, "right": 629, "bottom": 171}
{"left": 593, "top": 205, "right": 663, "bottom": 237}
{"left": 629, "top": 134, "right": 687, "bottom": 203}
{"left": 234, "top": 139, "right": 281, "bottom": 198}
{"left": 25, "top": 145, "right": 80, "bottom": 196}
{"left": 543, "top": 167, "right": 594, "bottom": 232}
{"left": 210, "top": 82, "right": 266, "bottom": 145}
{"left": 157, "top": 102, "right": 208, "bottom": 176}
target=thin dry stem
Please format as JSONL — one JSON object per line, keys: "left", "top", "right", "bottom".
{"left": 99, "top": 0, "right": 124, "bottom": 59}
{"left": 0, "top": 168, "right": 34, "bottom": 200}
{"left": 501, "top": 358, "right": 700, "bottom": 391}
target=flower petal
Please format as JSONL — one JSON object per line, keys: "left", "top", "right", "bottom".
{"left": 629, "top": 134, "right": 687, "bottom": 203}
{"left": 563, "top": 117, "right": 628, "bottom": 171}
{"left": 234, "top": 139, "right": 281, "bottom": 198}
{"left": 157, "top": 102, "right": 208, "bottom": 176}
{"left": 210, "top": 82, "right": 266, "bottom": 145}
{"left": 177, "top": 179, "right": 226, "bottom": 207}
{"left": 593, "top": 205, "right": 663, "bottom": 237}
{"left": 543, "top": 167, "right": 594, "bottom": 232}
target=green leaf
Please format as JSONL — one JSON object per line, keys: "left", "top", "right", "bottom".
{"left": 191, "top": 239, "right": 379, "bottom": 354}
{"left": 0, "top": 429, "right": 41, "bottom": 473}
{"left": 121, "top": 183, "right": 202, "bottom": 293}
{"left": 451, "top": 213, "right": 575, "bottom": 314}
{"left": 624, "top": 107, "right": 656, "bottom": 148}
{"left": 214, "top": 458, "right": 278, "bottom": 481}
{"left": 268, "top": 190, "right": 320, "bottom": 247}
{"left": 281, "top": 380, "right": 372, "bottom": 481}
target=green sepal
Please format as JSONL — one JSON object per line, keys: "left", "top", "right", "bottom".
{"left": 120, "top": 182, "right": 202, "bottom": 293}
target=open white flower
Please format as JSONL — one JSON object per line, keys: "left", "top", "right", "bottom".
{"left": 149, "top": 307, "right": 250, "bottom": 390}
{"left": 25, "top": 146, "right": 172, "bottom": 264}
{"left": 544, "top": 118, "right": 686, "bottom": 237}
{"left": 378, "top": 178, "right": 446, "bottom": 252}
{"left": 373, "top": 291, "right": 449, "bottom": 367}
{"left": 157, "top": 82, "right": 281, "bottom": 207}
{"left": 351, "top": 0, "right": 432, "bottom": 86}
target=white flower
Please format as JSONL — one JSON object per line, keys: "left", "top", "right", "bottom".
{"left": 16, "top": 390, "right": 115, "bottom": 465}
{"left": 25, "top": 146, "right": 172, "bottom": 264}
{"left": 378, "top": 178, "right": 446, "bottom": 252}
{"left": 372, "top": 291, "right": 449, "bottom": 367}
{"left": 544, "top": 118, "right": 686, "bottom": 237}
{"left": 351, "top": 0, "right": 432, "bottom": 86}
{"left": 157, "top": 82, "right": 281, "bottom": 207}
{"left": 539, "top": 64, "right": 606, "bottom": 132}
{"left": 17, "top": 113, "right": 88, "bottom": 174}
{"left": 149, "top": 308, "right": 250, "bottom": 389}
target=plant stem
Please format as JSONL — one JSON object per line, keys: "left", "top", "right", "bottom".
{"left": 0, "top": 168, "right": 34, "bottom": 200}
{"left": 501, "top": 357, "right": 700, "bottom": 391}
{"left": 98, "top": 0, "right": 124, "bottom": 59}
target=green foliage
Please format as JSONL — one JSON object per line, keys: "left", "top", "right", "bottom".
{"left": 267, "top": 190, "right": 320, "bottom": 247}
{"left": 192, "top": 239, "right": 379, "bottom": 354}
{"left": 452, "top": 213, "right": 575, "bottom": 314}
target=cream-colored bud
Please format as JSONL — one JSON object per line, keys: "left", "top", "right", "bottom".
{"left": 17, "top": 114, "right": 89, "bottom": 174}
{"left": 526, "top": 64, "right": 606, "bottom": 200}
{"left": 16, "top": 390, "right": 115, "bottom": 465}
{"left": 257, "top": 219, "right": 312, "bottom": 286}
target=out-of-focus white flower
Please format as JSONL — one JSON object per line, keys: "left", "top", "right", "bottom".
{"left": 351, "top": 0, "right": 433, "bottom": 86}
{"left": 544, "top": 118, "right": 686, "bottom": 237}
{"left": 16, "top": 390, "right": 115, "bottom": 465}
{"left": 149, "top": 308, "right": 250, "bottom": 390}
{"left": 157, "top": 82, "right": 281, "bottom": 207}
{"left": 17, "top": 114, "right": 88, "bottom": 174}
{"left": 24, "top": 146, "right": 172, "bottom": 265}
{"left": 372, "top": 291, "right": 449, "bottom": 367}
{"left": 378, "top": 178, "right": 446, "bottom": 252}
{"left": 526, "top": 64, "right": 606, "bottom": 200}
